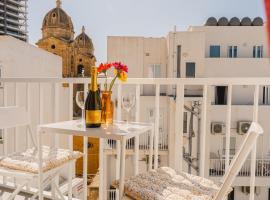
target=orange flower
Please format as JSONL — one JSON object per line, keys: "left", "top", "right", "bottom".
{"left": 118, "top": 71, "right": 127, "bottom": 82}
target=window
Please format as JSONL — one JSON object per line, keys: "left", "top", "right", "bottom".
{"left": 263, "top": 86, "right": 270, "bottom": 105}
{"left": 228, "top": 46, "right": 237, "bottom": 58}
{"left": 51, "top": 44, "right": 56, "bottom": 49}
{"left": 222, "top": 137, "right": 236, "bottom": 156}
{"left": 177, "top": 45, "right": 181, "bottom": 78}
{"left": 215, "top": 86, "right": 228, "bottom": 105}
{"left": 77, "top": 65, "right": 85, "bottom": 77}
{"left": 253, "top": 45, "right": 263, "bottom": 58}
{"left": 210, "top": 45, "right": 220, "bottom": 57}
{"left": 186, "top": 62, "right": 195, "bottom": 78}
{"left": 0, "top": 129, "right": 3, "bottom": 144}
{"left": 148, "top": 64, "right": 161, "bottom": 78}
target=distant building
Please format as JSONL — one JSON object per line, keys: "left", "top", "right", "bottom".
{"left": 36, "top": 0, "right": 96, "bottom": 78}
{"left": 0, "top": 0, "right": 28, "bottom": 41}
{"left": 108, "top": 17, "right": 269, "bottom": 200}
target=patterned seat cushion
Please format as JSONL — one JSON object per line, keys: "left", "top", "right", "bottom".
{"left": 114, "top": 167, "right": 225, "bottom": 200}
{"left": 0, "top": 146, "right": 82, "bottom": 174}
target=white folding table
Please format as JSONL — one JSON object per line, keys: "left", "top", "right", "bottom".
{"left": 38, "top": 120, "right": 154, "bottom": 200}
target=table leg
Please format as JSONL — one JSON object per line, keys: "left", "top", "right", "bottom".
{"left": 99, "top": 138, "right": 104, "bottom": 200}
{"left": 37, "top": 128, "right": 43, "bottom": 200}
{"left": 83, "top": 136, "right": 88, "bottom": 200}
{"left": 119, "top": 138, "right": 126, "bottom": 200}
{"left": 149, "top": 125, "right": 154, "bottom": 171}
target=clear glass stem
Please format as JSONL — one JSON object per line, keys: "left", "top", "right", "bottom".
{"left": 82, "top": 108, "right": 85, "bottom": 127}
{"left": 126, "top": 110, "right": 130, "bottom": 124}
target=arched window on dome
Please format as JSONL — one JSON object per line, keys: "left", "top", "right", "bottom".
{"left": 51, "top": 13, "right": 57, "bottom": 24}
{"left": 77, "top": 64, "right": 85, "bottom": 77}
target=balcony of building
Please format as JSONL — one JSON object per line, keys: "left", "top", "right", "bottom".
{"left": 0, "top": 77, "right": 268, "bottom": 199}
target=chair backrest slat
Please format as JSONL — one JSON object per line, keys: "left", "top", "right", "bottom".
{"left": 213, "top": 122, "right": 263, "bottom": 200}
{"left": 0, "top": 107, "right": 30, "bottom": 129}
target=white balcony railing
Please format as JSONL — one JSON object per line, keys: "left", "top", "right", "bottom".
{"left": 209, "top": 159, "right": 270, "bottom": 177}
{"left": 104, "top": 131, "right": 168, "bottom": 151}
{"left": 0, "top": 77, "right": 269, "bottom": 200}
{"left": 107, "top": 189, "right": 116, "bottom": 200}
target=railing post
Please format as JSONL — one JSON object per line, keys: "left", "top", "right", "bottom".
{"left": 3, "top": 82, "right": 7, "bottom": 185}
{"left": 134, "top": 84, "right": 140, "bottom": 175}
{"left": 154, "top": 84, "right": 160, "bottom": 169}
{"left": 68, "top": 83, "right": 73, "bottom": 199}
{"left": 200, "top": 85, "right": 208, "bottom": 177}
{"left": 225, "top": 84, "right": 232, "bottom": 171}
{"left": 116, "top": 84, "right": 122, "bottom": 200}
{"left": 54, "top": 83, "right": 60, "bottom": 145}
{"left": 174, "top": 84, "right": 184, "bottom": 172}
{"left": 249, "top": 85, "right": 259, "bottom": 200}
{"left": 14, "top": 83, "right": 18, "bottom": 153}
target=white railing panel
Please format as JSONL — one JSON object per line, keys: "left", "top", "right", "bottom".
{"left": 209, "top": 159, "right": 270, "bottom": 177}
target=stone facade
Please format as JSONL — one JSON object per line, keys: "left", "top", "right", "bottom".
{"left": 36, "top": 0, "right": 96, "bottom": 78}
{"left": 37, "top": 0, "right": 99, "bottom": 176}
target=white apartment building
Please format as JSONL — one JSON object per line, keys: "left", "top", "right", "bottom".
{"left": 107, "top": 17, "right": 270, "bottom": 200}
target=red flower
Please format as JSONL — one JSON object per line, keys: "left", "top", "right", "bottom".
{"left": 112, "top": 62, "right": 128, "bottom": 73}
{"left": 98, "top": 63, "right": 112, "bottom": 74}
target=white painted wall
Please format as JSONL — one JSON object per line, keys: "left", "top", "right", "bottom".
{"left": 0, "top": 36, "right": 71, "bottom": 153}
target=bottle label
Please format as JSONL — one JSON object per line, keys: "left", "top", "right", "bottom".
{"left": 86, "top": 110, "right": 101, "bottom": 124}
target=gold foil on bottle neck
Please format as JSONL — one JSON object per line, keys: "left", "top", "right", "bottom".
{"left": 91, "top": 67, "right": 98, "bottom": 91}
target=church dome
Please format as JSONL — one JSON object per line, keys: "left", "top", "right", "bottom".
{"left": 42, "top": 0, "right": 74, "bottom": 40}
{"left": 74, "top": 26, "right": 94, "bottom": 54}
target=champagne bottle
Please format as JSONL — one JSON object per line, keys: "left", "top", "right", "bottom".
{"left": 85, "top": 67, "right": 101, "bottom": 128}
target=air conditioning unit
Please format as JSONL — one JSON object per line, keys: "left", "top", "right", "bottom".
{"left": 237, "top": 121, "right": 251, "bottom": 135}
{"left": 211, "top": 122, "right": 225, "bottom": 135}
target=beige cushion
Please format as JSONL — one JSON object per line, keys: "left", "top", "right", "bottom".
{"left": 114, "top": 167, "right": 226, "bottom": 200}
{"left": 0, "top": 146, "right": 82, "bottom": 174}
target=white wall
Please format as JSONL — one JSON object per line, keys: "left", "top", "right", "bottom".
{"left": 0, "top": 36, "right": 62, "bottom": 78}
{"left": 208, "top": 105, "right": 270, "bottom": 159}
{"left": 0, "top": 36, "right": 71, "bottom": 153}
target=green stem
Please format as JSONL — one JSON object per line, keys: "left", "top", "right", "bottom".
{"left": 109, "top": 75, "right": 118, "bottom": 91}
{"left": 105, "top": 72, "right": 108, "bottom": 91}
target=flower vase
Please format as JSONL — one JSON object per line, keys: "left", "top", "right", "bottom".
{"left": 101, "top": 91, "right": 114, "bottom": 124}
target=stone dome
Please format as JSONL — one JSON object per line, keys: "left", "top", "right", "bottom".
{"left": 42, "top": 0, "right": 74, "bottom": 40}
{"left": 74, "top": 26, "right": 94, "bottom": 54}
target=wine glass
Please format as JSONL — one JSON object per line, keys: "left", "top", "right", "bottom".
{"left": 122, "top": 93, "right": 136, "bottom": 124}
{"left": 76, "top": 91, "right": 85, "bottom": 127}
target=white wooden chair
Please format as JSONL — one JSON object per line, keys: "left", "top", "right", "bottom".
{"left": 0, "top": 107, "right": 82, "bottom": 200}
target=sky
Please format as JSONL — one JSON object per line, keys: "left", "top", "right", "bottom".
{"left": 28, "top": 0, "right": 265, "bottom": 62}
